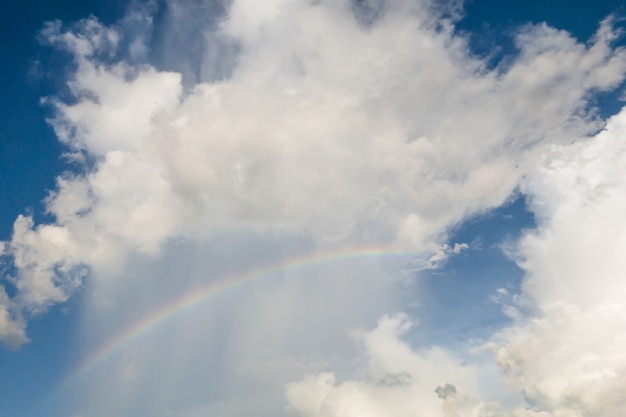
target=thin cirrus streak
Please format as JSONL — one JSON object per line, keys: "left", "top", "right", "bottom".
{"left": 55, "top": 245, "right": 416, "bottom": 393}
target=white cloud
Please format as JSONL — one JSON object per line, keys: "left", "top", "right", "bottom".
{"left": 8, "top": 214, "right": 86, "bottom": 312}
{"left": 285, "top": 103, "right": 626, "bottom": 417}
{"left": 1, "top": 2, "right": 626, "bottom": 417}
{"left": 2, "top": 1, "right": 624, "bottom": 350}
{"left": 285, "top": 314, "right": 485, "bottom": 417}
{"left": 488, "top": 108, "right": 626, "bottom": 417}
{"left": 0, "top": 288, "right": 28, "bottom": 350}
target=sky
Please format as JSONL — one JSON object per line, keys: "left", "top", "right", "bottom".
{"left": 1, "top": 0, "right": 626, "bottom": 416}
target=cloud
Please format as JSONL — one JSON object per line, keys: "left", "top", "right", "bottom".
{"left": 436, "top": 384, "right": 461, "bottom": 417}
{"left": 286, "top": 93, "right": 626, "bottom": 417}
{"left": 285, "top": 314, "right": 484, "bottom": 417}
{"left": 284, "top": 107, "right": 626, "bottom": 417}
{"left": 435, "top": 383, "right": 457, "bottom": 400}
{"left": 488, "top": 108, "right": 626, "bottom": 417}
{"left": 0, "top": 287, "right": 28, "bottom": 350}
{"left": 3, "top": 3, "right": 626, "bottom": 417}
{"left": 2, "top": 0, "right": 625, "bottom": 350}
{"left": 58, "top": 234, "right": 405, "bottom": 417}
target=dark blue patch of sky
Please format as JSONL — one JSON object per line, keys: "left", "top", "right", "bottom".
{"left": 457, "top": 0, "right": 626, "bottom": 118}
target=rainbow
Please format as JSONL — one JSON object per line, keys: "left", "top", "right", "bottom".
{"left": 57, "top": 245, "right": 414, "bottom": 392}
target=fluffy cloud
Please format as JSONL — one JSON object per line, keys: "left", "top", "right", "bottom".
{"left": 4, "top": 3, "right": 626, "bottom": 417}
{"left": 489, "top": 108, "right": 626, "bottom": 417}
{"left": 2, "top": 0, "right": 625, "bottom": 350}
{"left": 284, "top": 71, "right": 626, "bottom": 417}
{"left": 286, "top": 314, "right": 485, "bottom": 417}
{"left": 0, "top": 287, "right": 28, "bottom": 350}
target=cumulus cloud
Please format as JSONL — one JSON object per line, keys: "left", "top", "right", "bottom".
{"left": 488, "top": 108, "right": 626, "bottom": 417}
{"left": 284, "top": 57, "right": 626, "bottom": 417}
{"left": 2, "top": 0, "right": 625, "bottom": 350}
{"left": 3, "top": 3, "right": 626, "bottom": 417}
{"left": 0, "top": 288, "right": 28, "bottom": 349}
{"left": 285, "top": 314, "right": 483, "bottom": 417}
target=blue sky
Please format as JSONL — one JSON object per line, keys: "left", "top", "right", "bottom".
{"left": 1, "top": 1, "right": 626, "bottom": 416}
